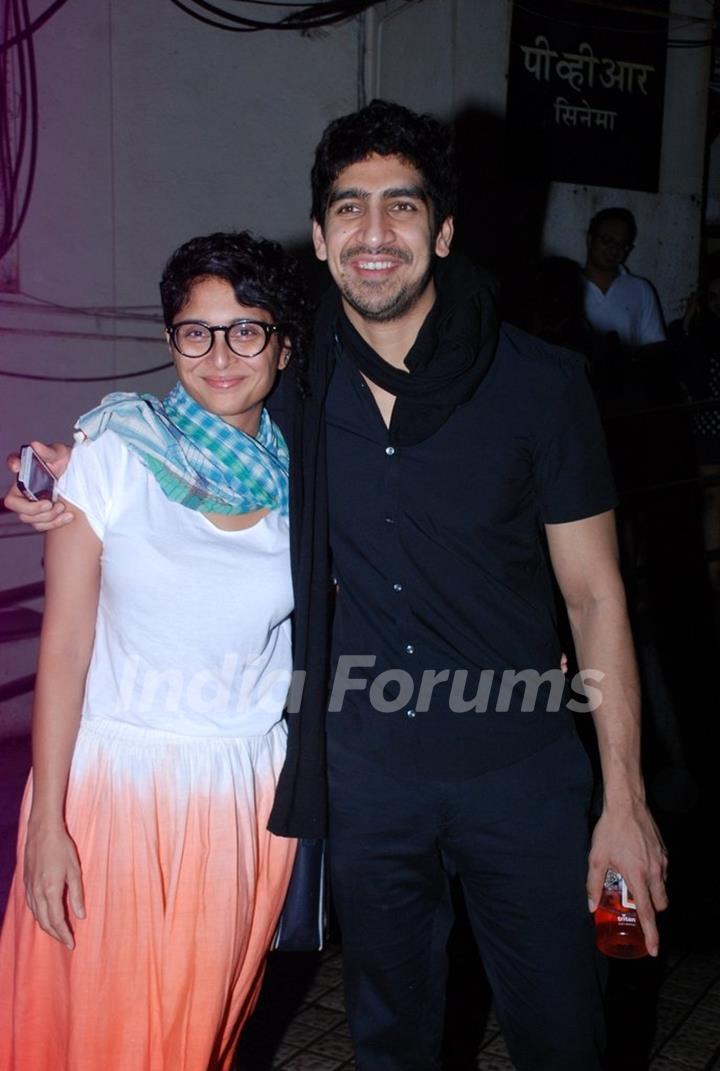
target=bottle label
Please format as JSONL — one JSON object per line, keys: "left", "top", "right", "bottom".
{"left": 620, "top": 877, "right": 636, "bottom": 910}
{"left": 603, "top": 869, "right": 637, "bottom": 909}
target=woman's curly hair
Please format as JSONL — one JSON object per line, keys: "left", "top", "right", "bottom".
{"left": 160, "top": 231, "right": 311, "bottom": 395}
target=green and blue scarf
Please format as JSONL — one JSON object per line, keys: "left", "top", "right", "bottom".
{"left": 74, "top": 382, "right": 289, "bottom": 516}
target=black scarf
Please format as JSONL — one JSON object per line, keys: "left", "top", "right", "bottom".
{"left": 337, "top": 253, "right": 499, "bottom": 445}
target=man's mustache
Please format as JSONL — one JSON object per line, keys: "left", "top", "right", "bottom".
{"left": 340, "top": 246, "right": 412, "bottom": 266}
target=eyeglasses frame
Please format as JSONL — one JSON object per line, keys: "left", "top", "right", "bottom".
{"left": 167, "top": 318, "right": 285, "bottom": 359}
{"left": 594, "top": 233, "right": 634, "bottom": 255}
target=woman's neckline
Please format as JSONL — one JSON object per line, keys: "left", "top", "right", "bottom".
{"left": 199, "top": 507, "right": 271, "bottom": 532}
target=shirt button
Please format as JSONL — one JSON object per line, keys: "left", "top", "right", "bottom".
{"left": 384, "top": 516, "right": 394, "bottom": 525}
{"left": 405, "top": 644, "right": 415, "bottom": 654}
{"left": 393, "top": 583, "right": 403, "bottom": 592}
{"left": 406, "top": 709, "right": 416, "bottom": 719}
{"left": 385, "top": 446, "right": 395, "bottom": 456}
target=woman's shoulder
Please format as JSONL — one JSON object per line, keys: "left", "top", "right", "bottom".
{"left": 72, "top": 426, "right": 128, "bottom": 460}
{"left": 61, "top": 428, "right": 137, "bottom": 502}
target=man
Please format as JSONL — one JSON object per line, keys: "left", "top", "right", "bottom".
{"left": 582, "top": 206, "right": 666, "bottom": 352}
{"left": 274, "top": 102, "right": 667, "bottom": 1070}
{"left": 7, "top": 101, "right": 667, "bottom": 1070}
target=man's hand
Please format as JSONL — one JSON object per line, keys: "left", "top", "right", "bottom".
{"left": 5, "top": 441, "right": 73, "bottom": 530}
{"left": 24, "top": 820, "right": 86, "bottom": 950}
{"left": 587, "top": 801, "right": 668, "bottom": 957}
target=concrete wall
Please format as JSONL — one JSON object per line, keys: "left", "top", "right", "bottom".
{"left": 0, "top": 0, "right": 361, "bottom": 593}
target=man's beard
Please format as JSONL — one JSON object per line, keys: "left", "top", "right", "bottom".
{"left": 338, "top": 250, "right": 435, "bottom": 324}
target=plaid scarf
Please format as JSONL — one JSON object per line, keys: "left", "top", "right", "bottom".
{"left": 73, "top": 382, "right": 289, "bottom": 516}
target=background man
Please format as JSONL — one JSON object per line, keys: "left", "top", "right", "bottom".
{"left": 583, "top": 206, "right": 666, "bottom": 353}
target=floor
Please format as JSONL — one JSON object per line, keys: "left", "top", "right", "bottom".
{"left": 2, "top": 726, "right": 720, "bottom": 1070}
{"left": 235, "top": 939, "right": 720, "bottom": 1070}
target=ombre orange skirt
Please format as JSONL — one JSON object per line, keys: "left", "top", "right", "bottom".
{"left": 0, "top": 716, "right": 296, "bottom": 1071}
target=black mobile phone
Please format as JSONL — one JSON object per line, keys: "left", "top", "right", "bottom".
{"left": 16, "top": 445, "right": 58, "bottom": 502}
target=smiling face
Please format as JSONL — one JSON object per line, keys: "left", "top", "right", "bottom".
{"left": 168, "top": 276, "right": 289, "bottom": 437}
{"left": 312, "top": 153, "right": 453, "bottom": 328}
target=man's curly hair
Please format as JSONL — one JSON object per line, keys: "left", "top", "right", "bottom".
{"left": 311, "top": 99, "right": 456, "bottom": 233}
{"left": 160, "top": 231, "right": 311, "bottom": 393}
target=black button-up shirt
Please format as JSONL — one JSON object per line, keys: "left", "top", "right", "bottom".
{"left": 325, "top": 324, "right": 617, "bottom": 780}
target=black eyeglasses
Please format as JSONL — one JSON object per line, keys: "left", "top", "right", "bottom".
{"left": 596, "top": 234, "right": 633, "bottom": 254}
{"left": 168, "top": 319, "right": 283, "bottom": 359}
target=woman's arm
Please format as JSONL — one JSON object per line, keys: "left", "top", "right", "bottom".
{"left": 24, "top": 501, "right": 101, "bottom": 949}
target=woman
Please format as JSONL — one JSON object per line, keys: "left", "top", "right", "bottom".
{"left": 0, "top": 231, "right": 310, "bottom": 1070}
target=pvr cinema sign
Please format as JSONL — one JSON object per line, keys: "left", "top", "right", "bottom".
{"left": 506, "top": 0, "right": 668, "bottom": 192}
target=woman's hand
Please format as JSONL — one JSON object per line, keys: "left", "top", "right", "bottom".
{"left": 24, "top": 820, "right": 85, "bottom": 950}
{"left": 5, "top": 441, "right": 74, "bottom": 531}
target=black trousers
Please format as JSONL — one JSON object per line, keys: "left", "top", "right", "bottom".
{"left": 327, "top": 729, "right": 606, "bottom": 1071}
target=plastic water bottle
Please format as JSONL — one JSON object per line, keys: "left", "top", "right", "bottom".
{"left": 594, "top": 868, "right": 648, "bottom": 959}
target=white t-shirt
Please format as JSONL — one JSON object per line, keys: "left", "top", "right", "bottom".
{"left": 58, "top": 430, "right": 293, "bottom": 737}
{"left": 583, "top": 268, "right": 666, "bottom": 348}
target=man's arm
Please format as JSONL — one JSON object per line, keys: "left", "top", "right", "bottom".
{"left": 638, "top": 280, "right": 666, "bottom": 347}
{"left": 546, "top": 510, "right": 668, "bottom": 956}
{"left": 4, "top": 442, "right": 74, "bottom": 530}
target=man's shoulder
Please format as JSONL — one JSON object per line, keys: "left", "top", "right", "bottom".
{"left": 613, "top": 269, "right": 656, "bottom": 300}
{"left": 469, "top": 325, "right": 591, "bottom": 423}
{"left": 495, "top": 323, "right": 588, "bottom": 386}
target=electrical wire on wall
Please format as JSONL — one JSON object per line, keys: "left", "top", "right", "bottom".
{"left": 0, "top": 292, "right": 164, "bottom": 322}
{"left": 0, "top": 288, "right": 171, "bottom": 380}
{"left": 167, "top": 0, "right": 411, "bottom": 34}
{"left": 0, "top": 361, "right": 174, "bottom": 382}
{"left": 0, "top": 0, "right": 402, "bottom": 386}
{"left": 0, "top": 0, "right": 400, "bottom": 268}
{"left": 0, "top": 1, "right": 71, "bottom": 263}
{"left": 512, "top": 1, "right": 715, "bottom": 46}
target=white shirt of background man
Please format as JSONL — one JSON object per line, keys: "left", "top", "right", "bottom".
{"left": 583, "top": 266, "right": 666, "bottom": 349}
